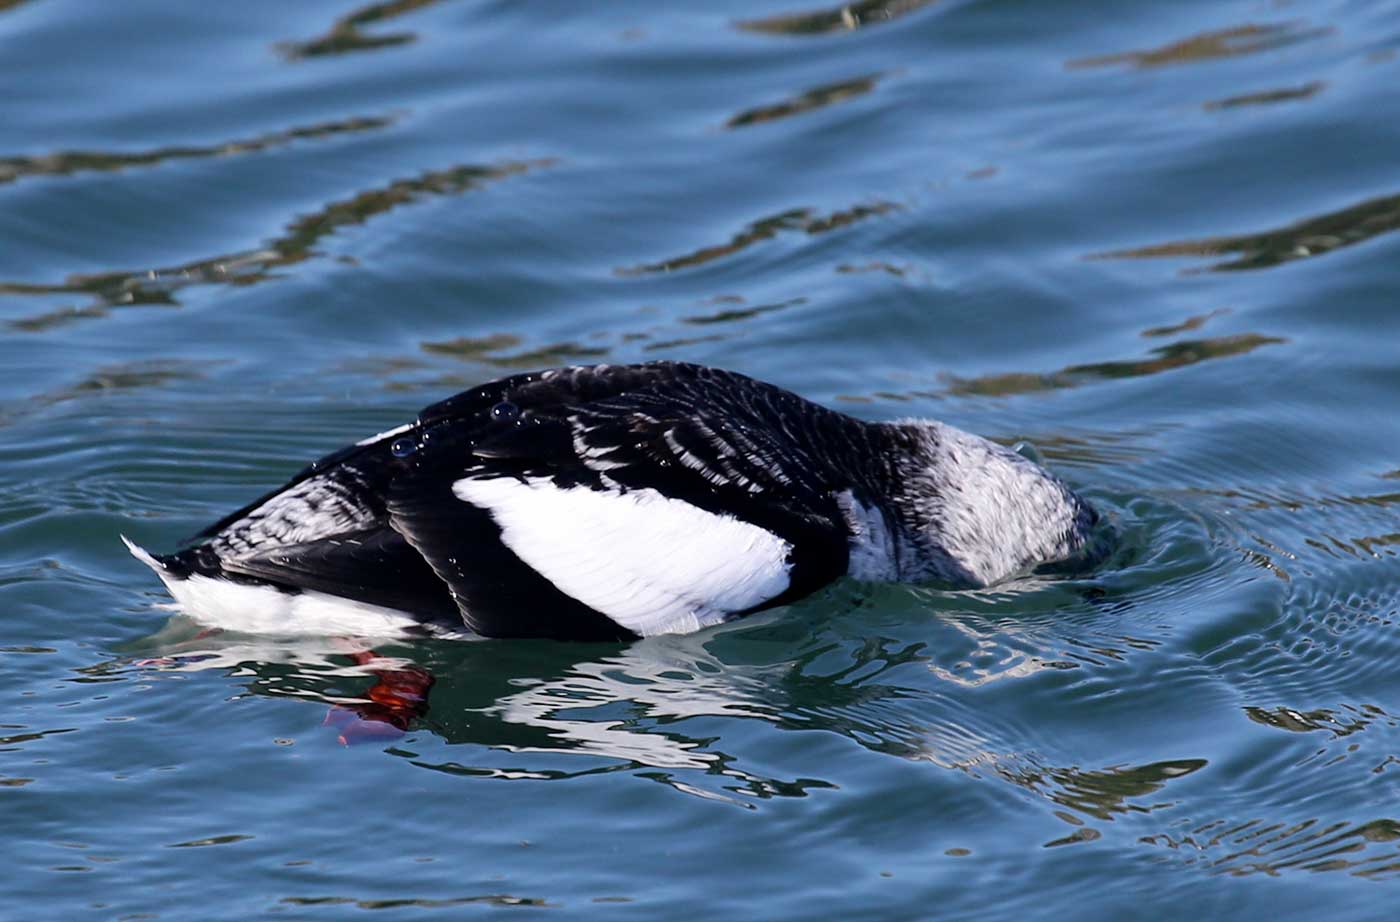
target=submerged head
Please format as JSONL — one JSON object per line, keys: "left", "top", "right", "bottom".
{"left": 882, "top": 420, "right": 1099, "bottom": 588}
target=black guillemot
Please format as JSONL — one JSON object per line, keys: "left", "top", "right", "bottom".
{"left": 126, "top": 361, "right": 1099, "bottom": 641}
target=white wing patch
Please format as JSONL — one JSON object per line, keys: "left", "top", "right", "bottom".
{"left": 451, "top": 477, "right": 793, "bottom": 636}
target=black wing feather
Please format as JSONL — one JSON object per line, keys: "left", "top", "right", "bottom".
{"left": 180, "top": 362, "right": 860, "bottom": 636}
{"left": 390, "top": 363, "right": 854, "bottom": 623}
{"left": 383, "top": 413, "right": 635, "bottom": 640}
{"left": 218, "top": 528, "right": 460, "bottom": 624}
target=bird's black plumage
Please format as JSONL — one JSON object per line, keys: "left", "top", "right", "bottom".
{"left": 155, "top": 364, "right": 862, "bottom": 638}
{"left": 137, "top": 361, "right": 1098, "bottom": 640}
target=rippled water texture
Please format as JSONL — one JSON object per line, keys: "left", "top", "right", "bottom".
{"left": 3, "top": 1, "right": 1400, "bottom": 918}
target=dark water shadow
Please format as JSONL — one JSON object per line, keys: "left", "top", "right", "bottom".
{"left": 616, "top": 201, "right": 898, "bottom": 276}
{"left": 278, "top": 0, "right": 448, "bottom": 59}
{"left": 1068, "top": 21, "right": 1333, "bottom": 70}
{"left": 735, "top": 0, "right": 938, "bottom": 37}
{"left": 2, "top": 158, "right": 553, "bottom": 332}
{"left": 1093, "top": 191, "right": 1400, "bottom": 273}
{"left": 0, "top": 114, "right": 398, "bottom": 188}
{"left": 725, "top": 73, "right": 882, "bottom": 129}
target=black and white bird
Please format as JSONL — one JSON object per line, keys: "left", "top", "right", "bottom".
{"left": 126, "top": 361, "right": 1099, "bottom": 641}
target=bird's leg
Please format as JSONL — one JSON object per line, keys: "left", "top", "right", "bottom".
{"left": 323, "top": 647, "right": 435, "bottom": 746}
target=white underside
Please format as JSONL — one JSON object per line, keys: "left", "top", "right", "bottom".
{"left": 451, "top": 476, "right": 793, "bottom": 636}
{"left": 122, "top": 537, "right": 442, "bottom": 640}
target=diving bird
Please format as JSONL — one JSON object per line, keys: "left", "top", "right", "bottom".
{"left": 126, "top": 361, "right": 1098, "bottom": 641}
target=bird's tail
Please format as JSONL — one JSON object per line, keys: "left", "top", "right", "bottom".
{"left": 120, "top": 535, "right": 188, "bottom": 592}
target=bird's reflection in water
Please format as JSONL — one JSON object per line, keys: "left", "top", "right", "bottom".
{"left": 116, "top": 601, "right": 1025, "bottom": 806}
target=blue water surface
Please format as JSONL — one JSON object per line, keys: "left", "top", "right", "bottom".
{"left": 3, "top": 1, "right": 1400, "bottom": 918}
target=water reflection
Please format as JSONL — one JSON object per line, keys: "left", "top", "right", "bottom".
{"left": 394, "top": 297, "right": 809, "bottom": 383}
{"left": 0, "top": 115, "right": 396, "bottom": 187}
{"left": 1244, "top": 703, "right": 1391, "bottom": 739}
{"left": 420, "top": 334, "right": 608, "bottom": 369}
{"left": 998, "top": 757, "right": 1207, "bottom": 846}
{"left": 281, "top": 895, "right": 552, "bottom": 910}
{"left": 835, "top": 260, "right": 912, "bottom": 277}
{"left": 725, "top": 73, "right": 881, "bottom": 129}
{"left": 369, "top": 290, "right": 833, "bottom": 393}
{"left": 406, "top": 299, "right": 806, "bottom": 377}
{"left": 1351, "top": 532, "right": 1400, "bottom": 559}
{"left": 840, "top": 330, "right": 1286, "bottom": 401}
{"left": 736, "top": 0, "right": 937, "bottom": 36}
{"left": 1094, "top": 191, "right": 1400, "bottom": 272}
{"left": 1203, "top": 81, "right": 1326, "bottom": 111}
{"left": 1017, "top": 430, "right": 1150, "bottom": 468}
{"left": 1068, "top": 21, "right": 1332, "bottom": 70}
{"left": 397, "top": 630, "right": 982, "bottom": 805}
{"left": 0, "top": 359, "right": 219, "bottom": 428}
{"left": 3, "top": 159, "right": 551, "bottom": 331}
{"left": 681, "top": 295, "right": 805, "bottom": 325}
{"left": 1185, "top": 484, "right": 1400, "bottom": 516}
{"left": 278, "top": 0, "right": 446, "bottom": 59}
{"left": 616, "top": 201, "right": 898, "bottom": 276}
{"left": 1143, "top": 816, "right": 1400, "bottom": 878}
{"left": 1141, "top": 308, "right": 1229, "bottom": 338}
{"left": 114, "top": 615, "right": 1022, "bottom": 806}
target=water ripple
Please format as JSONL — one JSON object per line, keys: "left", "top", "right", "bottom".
{"left": 1068, "top": 21, "right": 1334, "bottom": 70}
{"left": 2, "top": 158, "right": 552, "bottom": 330}
{"left": 420, "top": 335, "right": 608, "bottom": 369}
{"left": 280, "top": 894, "right": 553, "bottom": 909}
{"left": 1203, "top": 81, "right": 1327, "bottom": 111}
{"left": 0, "top": 114, "right": 397, "bottom": 188}
{"left": 724, "top": 73, "right": 882, "bottom": 129}
{"left": 840, "top": 330, "right": 1287, "bottom": 401}
{"left": 1094, "top": 190, "right": 1400, "bottom": 272}
{"left": 1143, "top": 817, "right": 1400, "bottom": 879}
{"left": 735, "top": 0, "right": 938, "bottom": 37}
{"left": 615, "top": 201, "right": 898, "bottom": 276}
{"left": 278, "top": 0, "right": 446, "bottom": 59}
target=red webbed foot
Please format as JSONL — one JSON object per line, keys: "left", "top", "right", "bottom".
{"left": 325, "top": 650, "right": 435, "bottom": 745}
